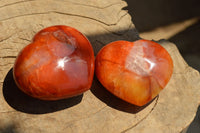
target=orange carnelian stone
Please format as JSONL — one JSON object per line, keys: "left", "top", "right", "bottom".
{"left": 95, "top": 40, "right": 173, "bottom": 106}
{"left": 13, "top": 25, "right": 94, "bottom": 100}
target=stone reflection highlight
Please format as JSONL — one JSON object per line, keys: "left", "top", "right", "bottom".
{"left": 13, "top": 25, "right": 94, "bottom": 100}
{"left": 95, "top": 39, "right": 173, "bottom": 106}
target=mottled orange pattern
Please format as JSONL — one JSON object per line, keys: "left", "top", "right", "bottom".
{"left": 95, "top": 40, "right": 173, "bottom": 106}
{"left": 13, "top": 25, "right": 94, "bottom": 100}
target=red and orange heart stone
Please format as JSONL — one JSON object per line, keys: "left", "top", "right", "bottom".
{"left": 13, "top": 25, "right": 94, "bottom": 100}
{"left": 13, "top": 25, "right": 173, "bottom": 106}
{"left": 95, "top": 40, "right": 173, "bottom": 106}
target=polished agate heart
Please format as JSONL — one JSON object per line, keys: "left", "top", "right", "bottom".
{"left": 95, "top": 40, "right": 173, "bottom": 106}
{"left": 13, "top": 25, "right": 94, "bottom": 100}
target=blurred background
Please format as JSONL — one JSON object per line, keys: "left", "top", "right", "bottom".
{"left": 125, "top": 0, "right": 200, "bottom": 71}
{"left": 124, "top": 0, "right": 200, "bottom": 132}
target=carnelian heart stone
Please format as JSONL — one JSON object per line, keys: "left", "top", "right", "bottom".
{"left": 13, "top": 25, "right": 94, "bottom": 100}
{"left": 95, "top": 39, "right": 173, "bottom": 106}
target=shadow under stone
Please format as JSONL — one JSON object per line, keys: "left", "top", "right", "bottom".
{"left": 90, "top": 76, "right": 158, "bottom": 114}
{"left": 3, "top": 68, "right": 83, "bottom": 114}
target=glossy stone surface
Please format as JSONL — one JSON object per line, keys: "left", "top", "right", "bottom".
{"left": 13, "top": 25, "right": 94, "bottom": 100}
{"left": 95, "top": 39, "right": 173, "bottom": 106}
